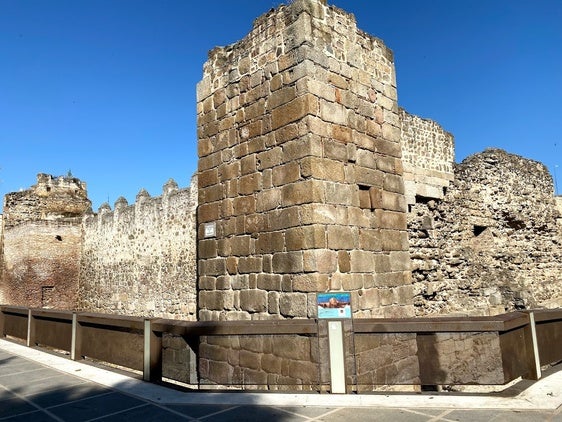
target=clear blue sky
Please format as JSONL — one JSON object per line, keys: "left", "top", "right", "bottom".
{"left": 1, "top": 0, "right": 561, "bottom": 211}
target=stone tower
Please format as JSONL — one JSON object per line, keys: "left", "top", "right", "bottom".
{"left": 0, "top": 173, "right": 91, "bottom": 309}
{"left": 197, "top": 0, "right": 413, "bottom": 320}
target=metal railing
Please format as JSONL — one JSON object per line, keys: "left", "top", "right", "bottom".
{"left": 1, "top": 305, "right": 560, "bottom": 392}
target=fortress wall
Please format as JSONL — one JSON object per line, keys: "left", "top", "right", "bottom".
{"left": 78, "top": 177, "right": 198, "bottom": 320}
{"left": 1, "top": 0, "right": 561, "bottom": 392}
{"left": 197, "top": 0, "right": 413, "bottom": 324}
{"left": 399, "top": 109, "right": 455, "bottom": 204}
{"left": 409, "top": 149, "right": 562, "bottom": 315}
{"left": 195, "top": 0, "right": 418, "bottom": 388}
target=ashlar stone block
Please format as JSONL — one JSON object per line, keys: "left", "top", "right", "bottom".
{"left": 303, "top": 249, "right": 338, "bottom": 273}
{"left": 281, "top": 180, "right": 324, "bottom": 206}
{"left": 300, "top": 157, "right": 345, "bottom": 182}
{"left": 350, "top": 250, "right": 375, "bottom": 273}
{"left": 271, "top": 94, "right": 319, "bottom": 130}
{"left": 272, "top": 251, "right": 304, "bottom": 273}
{"left": 200, "top": 290, "right": 234, "bottom": 311}
{"left": 240, "top": 289, "right": 267, "bottom": 313}
{"left": 279, "top": 293, "right": 308, "bottom": 318}
{"left": 338, "top": 251, "right": 351, "bottom": 273}
{"left": 272, "top": 162, "right": 301, "bottom": 186}
{"left": 286, "top": 225, "right": 327, "bottom": 250}
{"left": 327, "top": 225, "right": 356, "bottom": 250}
{"left": 292, "top": 273, "right": 330, "bottom": 292}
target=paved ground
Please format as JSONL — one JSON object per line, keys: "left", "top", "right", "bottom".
{"left": 1, "top": 339, "right": 561, "bottom": 421}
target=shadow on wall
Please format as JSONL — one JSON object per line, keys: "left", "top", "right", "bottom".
{"left": 416, "top": 333, "right": 447, "bottom": 389}
{"left": 416, "top": 331, "right": 506, "bottom": 387}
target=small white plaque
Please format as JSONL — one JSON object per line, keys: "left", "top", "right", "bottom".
{"left": 203, "top": 222, "right": 216, "bottom": 238}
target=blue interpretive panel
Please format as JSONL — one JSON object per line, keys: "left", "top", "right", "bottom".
{"left": 317, "top": 292, "right": 352, "bottom": 319}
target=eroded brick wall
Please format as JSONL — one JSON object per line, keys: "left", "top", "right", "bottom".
{"left": 0, "top": 174, "right": 90, "bottom": 309}
{"left": 1, "top": 222, "right": 83, "bottom": 308}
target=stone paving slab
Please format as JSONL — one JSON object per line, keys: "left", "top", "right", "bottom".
{"left": 1, "top": 339, "right": 561, "bottom": 421}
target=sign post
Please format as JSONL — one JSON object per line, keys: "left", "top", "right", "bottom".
{"left": 317, "top": 292, "right": 352, "bottom": 393}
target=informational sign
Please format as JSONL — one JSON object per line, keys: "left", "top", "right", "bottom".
{"left": 203, "top": 222, "right": 216, "bottom": 238}
{"left": 317, "top": 292, "right": 352, "bottom": 319}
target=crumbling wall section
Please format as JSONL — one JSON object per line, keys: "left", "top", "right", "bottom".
{"left": 556, "top": 196, "right": 562, "bottom": 213}
{"left": 0, "top": 174, "right": 90, "bottom": 309}
{"left": 400, "top": 109, "right": 454, "bottom": 205}
{"left": 554, "top": 196, "right": 562, "bottom": 238}
{"left": 1, "top": 221, "right": 83, "bottom": 308}
{"left": 409, "top": 149, "right": 562, "bottom": 315}
{"left": 2, "top": 173, "right": 90, "bottom": 229}
{"left": 78, "top": 176, "right": 198, "bottom": 320}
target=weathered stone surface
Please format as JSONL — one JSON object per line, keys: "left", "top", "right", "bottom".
{"left": 417, "top": 332, "right": 504, "bottom": 384}
{"left": 196, "top": 0, "right": 410, "bottom": 323}
{"left": 291, "top": 273, "right": 329, "bottom": 292}
{"left": 279, "top": 293, "right": 308, "bottom": 318}
{"left": 272, "top": 252, "right": 304, "bottom": 273}
{"left": 400, "top": 109, "right": 454, "bottom": 205}
{"left": 1, "top": 174, "right": 91, "bottom": 309}
{"left": 79, "top": 176, "right": 198, "bottom": 320}
{"left": 3, "top": 0, "right": 562, "bottom": 393}
{"left": 239, "top": 289, "right": 267, "bottom": 313}
{"left": 409, "top": 149, "right": 562, "bottom": 316}
{"left": 355, "top": 333, "right": 420, "bottom": 387}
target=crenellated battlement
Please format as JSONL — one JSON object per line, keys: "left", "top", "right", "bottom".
{"left": 79, "top": 174, "right": 198, "bottom": 319}
{"left": 83, "top": 175, "right": 197, "bottom": 226}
